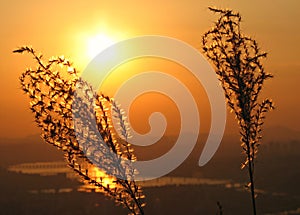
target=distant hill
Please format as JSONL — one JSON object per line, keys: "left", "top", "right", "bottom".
{"left": 263, "top": 126, "right": 300, "bottom": 143}
{"left": 0, "top": 125, "right": 299, "bottom": 170}
{"left": 0, "top": 134, "right": 64, "bottom": 167}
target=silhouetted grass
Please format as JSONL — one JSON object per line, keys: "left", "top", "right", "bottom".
{"left": 202, "top": 7, "right": 274, "bottom": 215}
{"left": 14, "top": 46, "right": 145, "bottom": 215}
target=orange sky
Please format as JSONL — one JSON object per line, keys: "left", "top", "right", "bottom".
{"left": 0, "top": 0, "right": 299, "bottom": 139}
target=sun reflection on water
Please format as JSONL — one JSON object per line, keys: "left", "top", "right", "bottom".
{"left": 78, "top": 166, "right": 116, "bottom": 193}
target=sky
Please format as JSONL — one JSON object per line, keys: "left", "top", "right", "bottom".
{"left": 0, "top": 0, "right": 299, "bottom": 139}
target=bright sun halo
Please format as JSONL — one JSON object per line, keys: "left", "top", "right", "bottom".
{"left": 87, "top": 34, "right": 115, "bottom": 59}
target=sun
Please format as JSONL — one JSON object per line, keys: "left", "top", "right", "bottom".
{"left": 71, "top": 28, "right": 127, "bottom": 68}
{"left": 87, "top": 33, "right": 115, "bottom": 59}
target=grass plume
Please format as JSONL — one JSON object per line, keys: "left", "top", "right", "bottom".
{"left": 202, "top": 7, "right": 274, "bottom": 215}
{"left": 14, "top": 46, "right": 145, "bottom": 215}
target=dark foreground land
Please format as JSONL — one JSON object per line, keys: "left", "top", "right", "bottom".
{"left": 0, "top": 127, "right": 300, "bottom": 215}
{"left": 0, "top": 166, "right": 299, "bottom": 215}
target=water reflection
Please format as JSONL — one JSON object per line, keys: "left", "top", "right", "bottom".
{"left": 8, "top": 161, "right": 231, "bottom": 188}
{"left": 28, "top": 188, "right": 73, "bottom": 195}
{"left": 7, "top": 161, "right": 287, "bottom": 197}
{"left": 8, "top": 161, "right": 116, "bottom": 193}
{"left": 8, "top": 161, "right": 70, "bottom": 176}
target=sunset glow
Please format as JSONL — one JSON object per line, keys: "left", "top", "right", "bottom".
{"left": 2, "top": 1, "right": 300, "bottom": 214}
